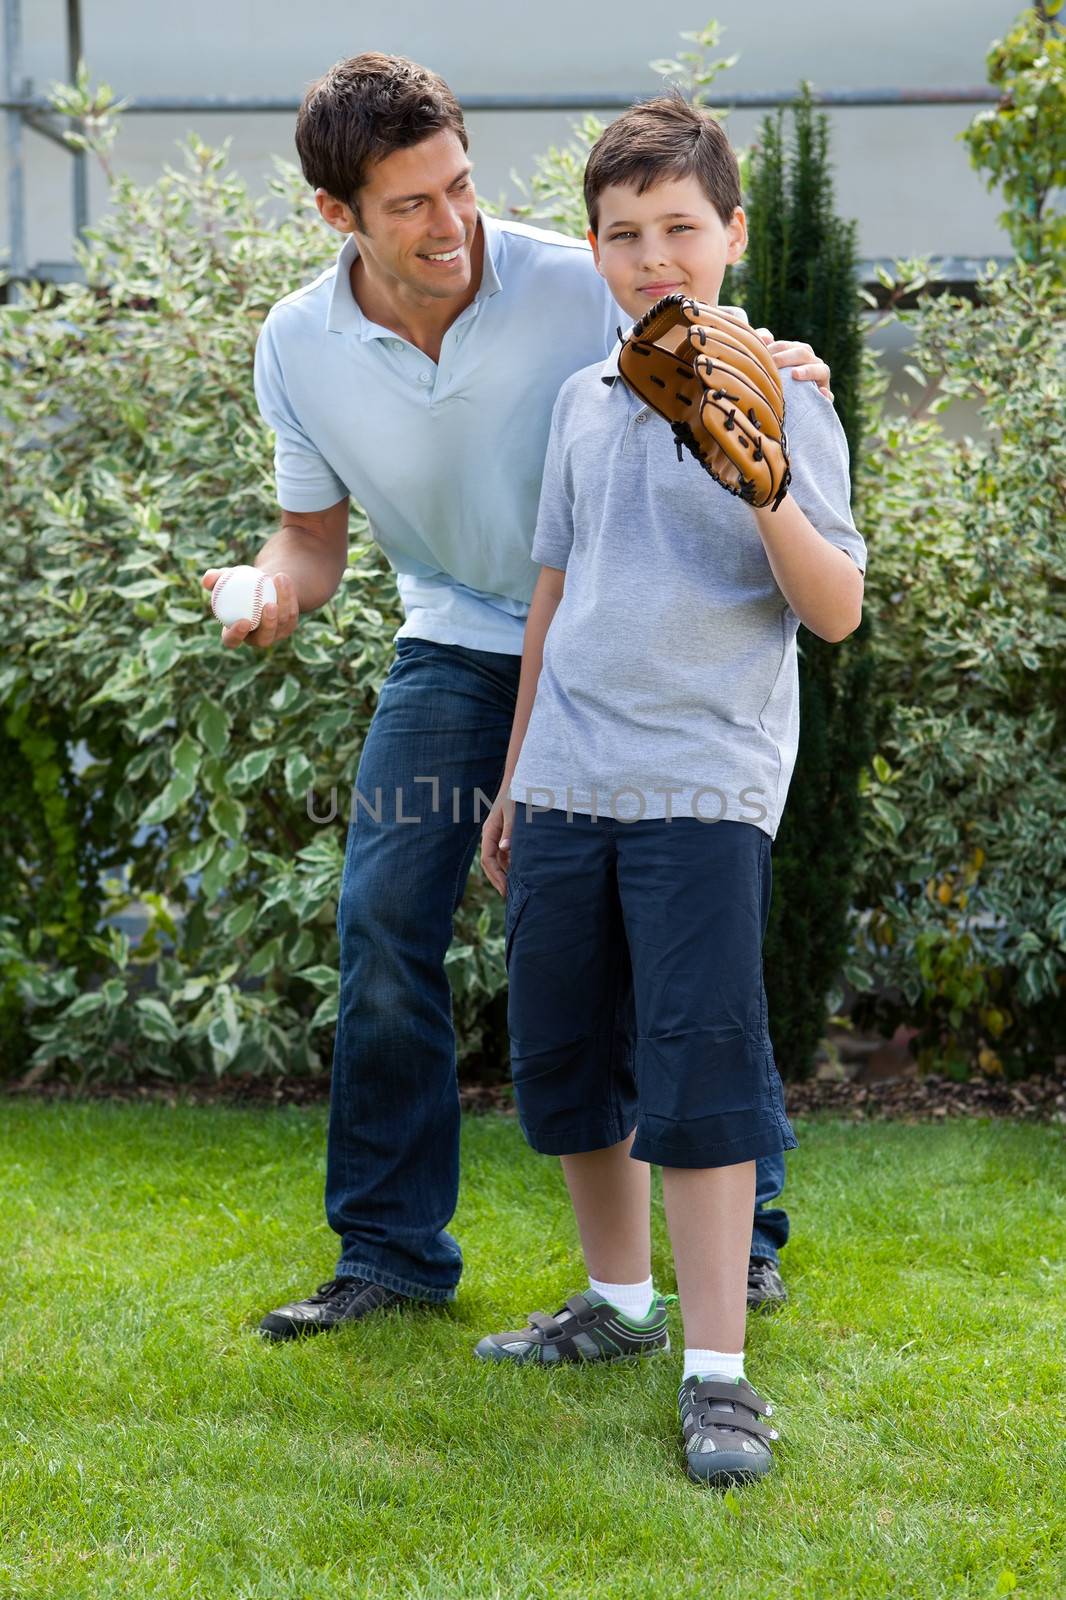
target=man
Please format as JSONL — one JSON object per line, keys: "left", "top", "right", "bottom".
{"left": 203, "top": 53, "right": 831, "bottom": 1338}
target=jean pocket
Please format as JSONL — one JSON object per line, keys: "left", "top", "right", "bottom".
{"left": 504, "top": 875, "right": 531, "bottom": 968}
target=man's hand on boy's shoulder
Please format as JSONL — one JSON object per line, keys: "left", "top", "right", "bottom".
{"left": 715, "top": 306, "right": 832, "bottom": 402}
{"left": 754, "top": 331, "right": 833, "bottom": 403}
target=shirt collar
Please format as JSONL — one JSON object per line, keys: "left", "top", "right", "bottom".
{"left": 326, "top": 210, "right": 502, "bottom": 338}
{"left": 600, "top": 338, "right": 625, "bottom": 384}
{"left": 598, "top": 321, "right": 630, "bottom": 380}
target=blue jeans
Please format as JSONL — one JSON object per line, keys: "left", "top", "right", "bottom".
{"left": 325, "top": 637, "right": 791, "bottom": 1301}
{"left": 752, "top": 1150, "right": 789, "bottom": 1264}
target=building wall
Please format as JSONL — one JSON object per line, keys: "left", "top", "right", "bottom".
{"left": 6, "top": 0, "right": 1013, "bottom": 272}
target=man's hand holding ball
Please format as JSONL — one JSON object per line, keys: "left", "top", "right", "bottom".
{"left": 202, "top": 565, "right": 300, "bottom": 649}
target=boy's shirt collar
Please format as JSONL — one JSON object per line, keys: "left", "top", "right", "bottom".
{"left": 599, "top": 337, "right": 628, "bottom": 385}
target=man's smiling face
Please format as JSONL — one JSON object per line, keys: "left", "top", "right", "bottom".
{"left": 588, "top": 173, "right": 747, "bottom": 324}
{"left": 320, "top": 128, "right": 480, "bottom": 305}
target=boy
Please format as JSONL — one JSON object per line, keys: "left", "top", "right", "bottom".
{"left": 477, "top": 92, "right": 867, "bottom": 1485}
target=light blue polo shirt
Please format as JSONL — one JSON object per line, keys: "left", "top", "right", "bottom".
{"left": 252, "top": 213, "right": 626, "bottom": 655}
{"left": 509, "top": 344, "right": 868, "bottom": 840}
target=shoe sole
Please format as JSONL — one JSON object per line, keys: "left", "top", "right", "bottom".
{"left": 473, "top": 1334, "right": 670, "bottom": 1364}
{"left": 685, "top": 1454, "right": 773, "bottom": 1486}
{"left": 258, "top": 1316, "right": 333, "bottom": 1340}
{"left": 258, "top": 1294, "right": 408, "bottom": 1341}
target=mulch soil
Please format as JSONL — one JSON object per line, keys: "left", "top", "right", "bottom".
{"left": 5, "top": 1065, "right": 1065, "bottom": 1124}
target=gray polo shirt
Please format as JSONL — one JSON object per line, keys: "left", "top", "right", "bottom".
{"left": 509, "top": 344, "right": 868, "bottom": 840}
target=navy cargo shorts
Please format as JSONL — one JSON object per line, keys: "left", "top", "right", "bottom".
{"left": 504, "top": 805, "right": 797, "bottom": 1170}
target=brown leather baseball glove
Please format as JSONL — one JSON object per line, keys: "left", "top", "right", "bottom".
{"left": 617, "top": 293, "right": 791, "bottom": 511}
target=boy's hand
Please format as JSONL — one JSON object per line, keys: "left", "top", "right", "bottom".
{"left": 753, "top": 332, "right": 834, "bottom": 403}
{"left": 201, "top": 568, "right": 300, "bottom": 650}
{"left": 481, "top": 796, "right": 515, "bottom": 896}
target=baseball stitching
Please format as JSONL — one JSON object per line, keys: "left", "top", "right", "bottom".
{"left": 211, "top": 568, "right": 266, "bottom": 629}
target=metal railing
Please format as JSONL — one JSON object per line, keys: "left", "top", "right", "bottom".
{"left": 3, "top": 0, "right": 1000, "bottom": 290}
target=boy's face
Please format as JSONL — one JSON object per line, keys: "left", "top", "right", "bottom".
{"left": 588, "top": 175, "right": 747, "bottom": 324}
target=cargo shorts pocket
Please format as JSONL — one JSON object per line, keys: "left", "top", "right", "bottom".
{"left": 504, "top": 874, "right": 531, "bottom": 968}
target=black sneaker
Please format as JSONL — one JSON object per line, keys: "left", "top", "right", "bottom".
{"left": 258, "top": 1276, "right": 407, "bottom": 1340}
{"left": 678, "top": 1374, "right": 779, "bottom": 1485}
{"left": 747, "top": 1255, "right": 788, "bottom": 1310}
{"left": 474, "top": 1289, "right": 676, "bottom": 1365}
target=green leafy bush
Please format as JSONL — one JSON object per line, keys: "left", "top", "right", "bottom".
{"left": 960, "top": 0, "right": 1066, "bottom": 267}
{"left": 852, "top": 259, "right": 1066, "bottom": 1075}
{"left": 0, "top": 136, "right": 506, "bottom": 1083}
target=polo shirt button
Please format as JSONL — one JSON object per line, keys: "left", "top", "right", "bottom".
{"left": 636, "top": 412, "right": 649, "bottom": 423}
{"left": 418, "top": 371, "right": 431, "bottom": 384}
{"left": 390, "top": 340, "right": 403, "bottom": 352}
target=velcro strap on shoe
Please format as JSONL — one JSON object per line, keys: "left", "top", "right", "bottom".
{"left": 692, "top": 1380, "right": 772, "bottom": 1415}
{"left": 525, "top": 1308, "right": 580, "bottom": 1360}
{"left": 693, "top": 1410, "right": 778, "bottom": 1443}
{"left": 564, "top": 1293, "right": 595, "bottom": 1321}
{"left": 682, "top": 1411, "right": 779, "bottom": 1448}
{"left": 528, "top": 1310, "right": 563, "bottom": 1338}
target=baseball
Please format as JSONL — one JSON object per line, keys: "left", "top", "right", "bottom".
{"left": 210, "top": 565, "right": 278, "bottom": 629}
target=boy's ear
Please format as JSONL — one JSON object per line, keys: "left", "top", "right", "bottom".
{"left": 586, "top": 226, "right": 603, "bottom": 272}
{"left": 727, "top": 205, "right": 748, "bottom": 264}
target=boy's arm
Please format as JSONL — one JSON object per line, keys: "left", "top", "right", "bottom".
{"left": 496, "top": 564, "right": 566, "bottom": 798}
{"left": 750, "top": 393, "right": 867, "bottom": 643}
{"left": 751, "top": 495, "right": 864, "bottom": 642}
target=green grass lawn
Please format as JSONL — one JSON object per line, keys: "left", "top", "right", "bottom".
{"left": 1, "top": 1105, "right": 1063, "bottom": 1600}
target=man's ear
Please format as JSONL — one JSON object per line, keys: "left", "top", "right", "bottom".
{"left": 586, "top": 227, "right": 603, "bottom": 273}
{"left": 315, "top": 188, "right": 359, "bottom": 236}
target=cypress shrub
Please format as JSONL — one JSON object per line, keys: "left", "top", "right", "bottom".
{"left": 727, "top": 86, "right": 873, "bottom": 1079}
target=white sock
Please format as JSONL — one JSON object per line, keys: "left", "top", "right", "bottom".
{"left": 588, "top": 1273, "right": 655, "bottom": 1320}
{"left": 683, "top": 1348, "right": 745, "bottom": 1383}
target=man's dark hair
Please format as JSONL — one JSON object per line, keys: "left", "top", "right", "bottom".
{"left": 295, "top": 52, "right": 468, "bottom": 227}
{"left": 583, "top": 91, "right": 741, "bottom": 236}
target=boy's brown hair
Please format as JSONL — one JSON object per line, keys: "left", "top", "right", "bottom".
{"left": 583, "top": 91, "right": 741, "bottom": 236}
{"left": 295, "top": 52, "right": 468, "bottom": 227}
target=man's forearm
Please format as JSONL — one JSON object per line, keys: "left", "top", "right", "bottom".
{"left": 254, "top": 523, "right": 346, "bottom": 612}
{"left": 498, "top": 577, "right": 563, "bottom": 797}
{"left": 751, "top": 495, "right": 864, "bottom": 642}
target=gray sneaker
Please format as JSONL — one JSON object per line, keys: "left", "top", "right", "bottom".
{"left": 474, "top": 1288, "right": 676, "bottom": 1365}
{"left": 678, "top": 1374, "right": 779, "bottom": 1485}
